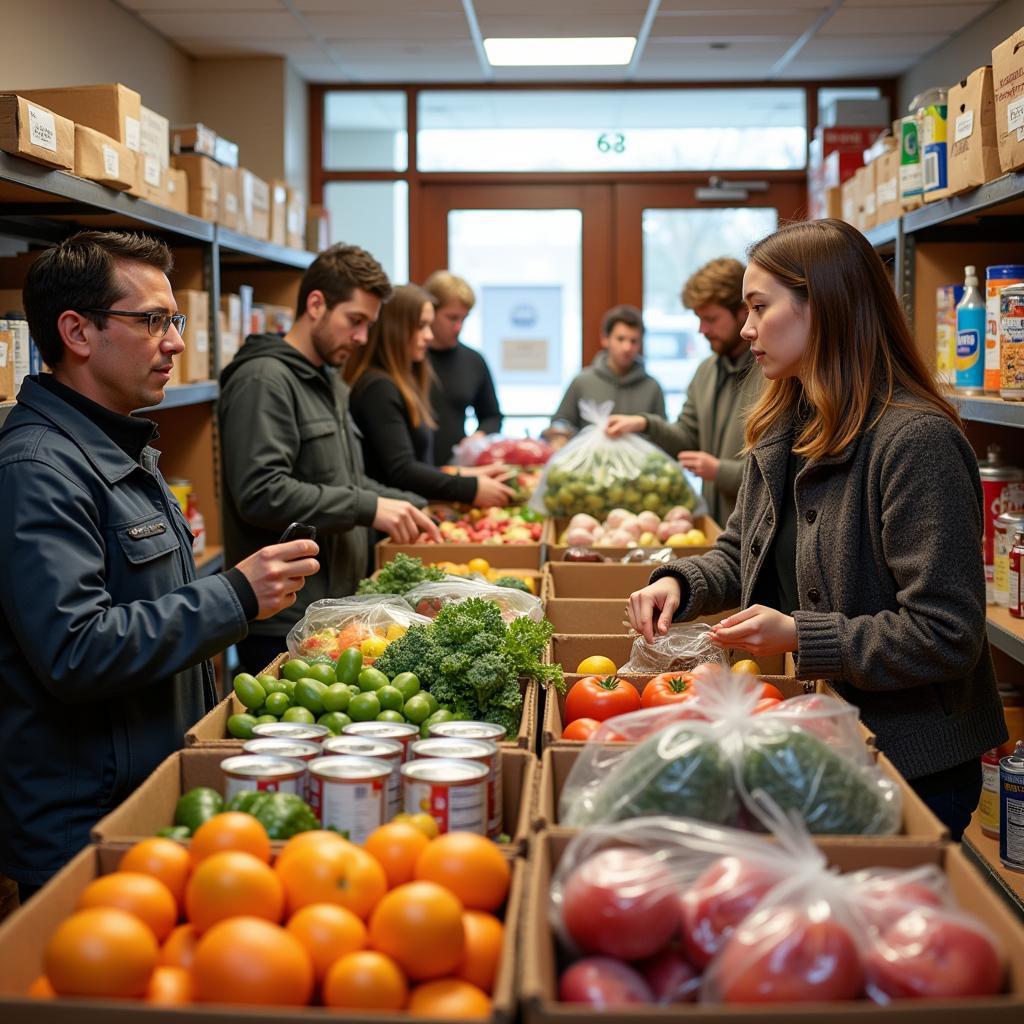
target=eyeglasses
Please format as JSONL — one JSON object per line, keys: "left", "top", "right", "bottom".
{"left": 79, "top": 308, "right": 187, "bottom": 337}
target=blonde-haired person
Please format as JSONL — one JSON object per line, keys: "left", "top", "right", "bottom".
{"left": 627, "top": 219, "right": 1006, "bottom": 839}
{"left": 606, "top": 257, "right": 762, "bottom": 526}
{"left": 423, "top": 270, "right": 503, "bottom": 465}
{"left": 345, "top": 284, "right": 514, "bottom": 507}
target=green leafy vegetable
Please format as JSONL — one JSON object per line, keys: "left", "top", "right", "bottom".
{"left": 226, "top": 791, "right": 319, "bottom": 839}
{"left": 357, "top": 553, "right": 445, "bottom": 596}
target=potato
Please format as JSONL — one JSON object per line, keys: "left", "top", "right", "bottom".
{"left": 636, "top": 510, "right": 661, "bottom": 533}
{"left": 665, "top": 506, "right": 693, "bottom": 523}
{"left": 565, "top": 526, "right": 596, "bottom": 546}
{"left": 605, "top": 508, "right": 634, "bottom": 529}
{"left": 568, "top": 513, "right": 601, "bottom": 533}
{"left": 657, "top": 521, "right": 681, "bottom": 542}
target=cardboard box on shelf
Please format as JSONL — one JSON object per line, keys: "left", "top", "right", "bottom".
{"left": 177, "top": 290, "right": 210, "bottom": 383}
{"left": 948, "top": 65, "right": 1004, "bottom": 195}
{"left": 220, "top": 293, "right": 242, "bottom": 362}
{"left": 0, "top": 325, "right": 14, "bottom": 400}
{"left": 860, "top": 159, "right": 878, "bottom": 230}
{"left": 239, "top": 168, "right": 270, "bottom": 240}
{"left": 993, "top": 26, "right": 1024, "bottom": 173}
{"left": 306, "top": 203, "right": 330, "bottom": 253}
{"left": 261, "top": 302, "right": 294, "bottom": 334}
{"left": 377, "top": 538, "right": 543, "bottom": 570}
{"left": 874, "top": 147, "right": 900, "bottom": 224}
{"left": 171, "top": 121, "right": 216, "bottom": 160}
{"left": 217, "top": 165, "right": 241, "bottom": 230}
{"left": 139, "top": 105, "right": 169, "bottom": 171}
{"left": 73, "top": 124, "right": 134, "bottom": 191}
{"left": 214, "top": 133, "right": 239, "bottom": 168}
{"left": 286, "top": 186, "right": 307, "bottom": 249}
{"left": 164, "top": 166, "right": 188, "bottom": 215}
{"left": 270, "top": 179, "right": 288, "bottom": 246}
{"left": 821, "top": 147, "right": 864, "bottom": 189}
{"left": 841, "top": 172, "right": 860, "bottom": 228}
{"left": 171, "top": 153, "right": 218, "bottom": 221}
{"left": 18, "top": 83, "right": 140, "bottom": 152}
{"left": 0, "top": 94, "right": 74, "bottom": 170}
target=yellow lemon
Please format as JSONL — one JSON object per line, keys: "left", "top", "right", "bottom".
{"left": 732, "top": 659, "right": 761, "bottom": 675}
{"left": 467, "top": 558, "right": 491, "bottom": 575}
{"left": 576, "top": 655, "right": 617, "bottom": 676}
{"left": 386, "top": 623, "right": 407, "bottom": 642}
{"left": 360, "top": 636, "right": 388, "bottom": 658}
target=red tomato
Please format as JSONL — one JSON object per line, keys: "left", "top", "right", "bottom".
{"left": 564, "top": 676, "right": 641, "bottom": 724}
{"left": 679, "top": 856, "right": 781, "bottom": 969}
{"left": 561, "top": 718, "right": 602, "bottom": 742}
{"left": 641, "top": 673, "right": 697, "bottom": 708}
{"left": 639, "top": 946, "right": 700, "bottom": 1003}
{"left": 864, "top": 911, "right": 1004, "bottom": 1000}
{"left": 561, "top": 848, "right": 679, "bottom": 962}
{"left": 753, "top": 697, "right": 781, "bottom": 715}
{"left": 760, "top": 683, "right": 784, "bottom": 701}
{"left": 559, "top": 958, "right": 652, "bottom": 1007}
{"left": 716, "top": 908, "right": 864, "bottom": 1003}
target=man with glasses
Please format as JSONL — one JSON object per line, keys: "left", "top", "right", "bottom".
{"left": 0, "top": 231, "right": 320, "bottom": 898}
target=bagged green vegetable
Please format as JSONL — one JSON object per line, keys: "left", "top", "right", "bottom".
{"left": 227, "top": 791, "right": 320, "bottom": 839}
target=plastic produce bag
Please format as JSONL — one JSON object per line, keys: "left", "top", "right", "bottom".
{"left": 618, "top": 623, "right": 727, "bottom": 675}
{"left": 529, "top": 399, "right": 697, "bottom": 519}
{"left": 560, "top": 670, "right": 902, "bottom": 835}
{"left": 404, "top": 574, "right": 543, "bottom": 623}
{"left": 286, "top": 595, "right": 432, "bottom": 660}
{"left": 452, "top": 433, "right": 553, "bottom": 468}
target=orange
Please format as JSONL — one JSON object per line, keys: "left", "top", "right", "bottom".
{"left": 76, "top": 871, "right": 178, "bottom": 942}
{"left": 118, "top": 837, "right": 191, "bottom": 908}
{"left": 276, "top": 841, "right": 386, "bottom": 920}
{"left": 415, "top": 832, "right": 511, "bottom": 911}
{"left": 274, "top": 830, "right": 351, "bottom": 875}
{"left": 192, "top": 916, "right": 314, "bottom": 1006}
{"left": 185, "top": 850, "right": 284, "bottom": 933}
{"left": 364, "top": 822, "right": 430, "bottom": 888}
{"left": 456, "top": 911, "right": 504, "bottom": 993}
{"left": 285, "top": 903, "right": 367, "bottom": 982}
{"left": 409, "top": 978, "right": 492, "bottom": 1019}
{"left": 26, "top": 975, "right": 55, "bottom": 999}
{"left": 159, "top": 922, "right": 200, "bottom": 969}
{"left": 189, "top": 811, "right": 271, "bottom": 865}
{"left": 322, "top": 950, "right": 408, "bottom": 1011}
{"left": 369, "top": 881, "right": 464, "bottom": 981}
{"left": 45, "top": 907, "right": 158, "bottom": 998}
{"left": 145, "top": 965, "right": 193, "bottom": 1005}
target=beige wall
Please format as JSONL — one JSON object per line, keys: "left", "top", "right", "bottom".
{"left": 0, "top": 0, "right": 191, "bottom": 122}
{"left": 899, "top": 0, "right": 1022, "bottom": 111}
{"left": 285, "top": 61, "right": 309, "bottom": 194}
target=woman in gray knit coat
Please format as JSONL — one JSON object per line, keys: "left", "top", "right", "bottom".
{"left": 627, "top": 218, "right": 1007, "bottom": 839}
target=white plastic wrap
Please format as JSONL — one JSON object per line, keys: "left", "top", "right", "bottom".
{"left": 286, "top": 595, "right": 432, "bottom": 660}
{"left": 404, "top": 574, "right": 543, "bottom": 623}
{"left": 618, "top": 623, "right": 727, "bottom": 675}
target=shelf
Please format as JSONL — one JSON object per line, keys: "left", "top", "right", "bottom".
{"left": 214, "top": 227, "right": 315, "bottom": 270}
{"left": 139, "top": 381, "right": 218, "bottom": 413}
{"left": 904, "top": 170, "right": 1024, "bottom": 235}
{"left": 195, "top": 545, "right": 224, "bottom": 577}
{"left": 989, "top": 606, "right": 1024, "bottom": 665}
{"left": 961, "top": 815, "right": 1024, "bottom": 921}
{"left": 957, "top": 395, "right": 1024, "bottom": 429}
{"left": 864, "top": 219, "right": 898, "bottom": 250}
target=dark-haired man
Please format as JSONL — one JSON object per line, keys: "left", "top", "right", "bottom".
{"left": 218, "top": 243, "right": 440, "bottom": 673}
{"left": 0, "top": 231, "right": 319, "bottom": 897}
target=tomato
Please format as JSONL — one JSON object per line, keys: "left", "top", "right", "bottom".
{"left": 561, "top": 848, "right": 678, "bottom": 961}
{"left": 715, "top": 908, "right": 863, "bottom": 1003}
{"left": 641, "top": 673, "right": 697, "bottom": 708}
{"left": 760, "top": 682, "right": 784, "bottom": 701}
{"left": 561, "top": 718, "right": 601, "bottom": 741}
{"left": 639, "top": 946, "right": 700, "bottom": 1003}
{"left": 864, "top": 911, "right": 1004, "bottom": 1000}
{"left": 559, "top": 957, "right": 653, "bottom": 1007}
{"left": 679, "top": 856, "right": 781, "bottom": 968}
{"left": 564, "top": 676, "right": 641, "bottom": 724}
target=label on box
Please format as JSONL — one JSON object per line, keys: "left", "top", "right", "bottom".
{"left": 865, "top": 192, "right": 877, "bottom": 216}
{"left": 26, "top": 103, "right": 57, "bottom": 152}
{"left": 287, "top": 210, "right": 299, "bottom": 232}
{"left": 226, "top": 193, "right": 238, "bottom": 214}
{"left": 953, "top": 110, "right": 974, "bottom": 143}
{"left": 101, "top": 144, "right": 120, "bottom": 178}
{"left": 125, "top": 115, "right": 140, "bottom": 152}
{"left": 1018, "top": 126, "right": 1024, "bottom": 143}
{"left": 194, "top": 327, "right": 209, "bottom": 353}
{"left": 144, "top": 155, "right": 161, "bottom": 187}
{"left": 0, "top": 340, "right": 8, "bottom": 368}
{"left": 877, "top": 179, "right": 898, "bottom": 204}
{"left": 1009, "top": 97, "right": 1024, "bottom": 134}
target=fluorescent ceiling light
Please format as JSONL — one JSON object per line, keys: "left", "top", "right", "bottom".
{"left": 484, "top": 37, "right": 636, "bottom": 67}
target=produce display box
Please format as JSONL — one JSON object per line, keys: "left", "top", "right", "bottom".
{"left": 0, "top": 843, "right": 523, "bottom": 1024}
{"left": 184, "top": 654, "right": 538, "bottom": 751}
{"left": 377, "top": 539, "right": 543, "bottom": 571}
{"left": 543, "top": 599, "right": 633, "bottom": 635}
{"left": 91, "top": 745, "right": 538, "bottom": 852}
{"left": 532, "top": 744, "right": 946, "bottom": 845}
{"left": 544, "top": 515, "right": 721, "bottom": 561}
{"left": 542, "top": 561, "right": 661, "bottom": 599}
{"left": 521, "top": 830, "right": 1024, "bottom": 1024}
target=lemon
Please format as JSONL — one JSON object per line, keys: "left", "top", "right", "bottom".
{"left": 732, "top": 659, "right": 762, "bottom": 675}
{"left": 577, "top": 655, "right": 617, "bottom": 675}
{"left": 467, "top": 557, "right": 491, "bottom": 575}
{"left": 360, "top": 636, "right": 388, "bottom": 658}
{"left": 386, "top": 623, "right": 407, "bottom": 642}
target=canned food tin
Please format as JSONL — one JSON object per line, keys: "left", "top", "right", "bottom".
{"left": 411, "top": 738, "right": 500, "bottom": 838}
{"left": 401, "top": 758, "right": 488, "bottom": 836}
{"left": 1011, "top": 532, "right": 1024, "bottom": 619}
{"left": 242, "top": 738, "right": 321, "bottom": 801}
{"left": 167, "top": 477, "right": 192, "bottom": 514}
{"left": 342, "top": 721, "right": 420, "bottom": 761}
{"left": 979, "top": 749, "right": 1002, "bottom": 837}
{"left": 322, "top": 736, "right": 404, "bottom": 817}
{"left": 251, "top": 721, "right": 331, "bottom": 743}
{"left": 428, "top": 721, "right": 508, "bottom": 744}
{"left": 994, "top": 511, "right": 1024, "bottom": 607}
{"left": 999, "top": 748, "right": 1024, "bottom": 873}
{"left": 220, "top": 754, "right": 305, "bottom": 805}
{"left": 308, "top": 755, "right": 390, "bottom": 844}
{"left": 978, "top": 445, "right": 1024, "bottom": 601}
{"left": 1000, "top": 282, "right": 1024, "bottom": 401}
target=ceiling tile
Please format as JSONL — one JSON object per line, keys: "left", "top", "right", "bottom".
{"left": 650, "top": 11, "right": 821, "bottom": 36}
{"left": 778, "top": 57, "right": 916, "bottom": 77}
{"left": 120, "top": 0, "right": 283, "bottom": 9}
{"left": 477, "top": 14, "right": 646, "bottom": 35}
{"left": 799, "top": 34, "right": 948, "bottom": 57}
{"left": 820, "top": 4, "right": 993, "bottom": 35}
{"left": 297, "top": 0, "right": 463, "bottom": 10}
{"left": 473, "top": 0, "right": 649, "bottom": 12}
{"left": 136, "top": 10, "right": 304, "bottom": 39}
{"left": 306, "top": 13, "right": 468, "bottom": 40}
{"left": 659, "top": 0, "right": 830, "bottom": 10}
{"left": 175, "top": 38, "right": 326, "bottom": 60}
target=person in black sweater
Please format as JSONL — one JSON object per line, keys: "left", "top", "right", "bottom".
{"left": 423, "top": 271, "right": 503, "bottom": 465}
{"left": 345, "top": 284, "right": 514, "bottom": 507}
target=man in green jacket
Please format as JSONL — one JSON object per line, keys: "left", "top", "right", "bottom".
{"left": 607, "top": 258, "right": 761, "bottom": 526}
{"left": 218, "top": 244, "right": 440, "bottom": 673}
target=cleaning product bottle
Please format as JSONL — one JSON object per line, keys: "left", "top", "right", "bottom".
{"left": 956, "top": 265, "right": 986, "bottom": 394}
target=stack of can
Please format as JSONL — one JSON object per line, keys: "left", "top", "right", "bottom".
{"left": 1000, "top": 741, "right": 1024, "bottom": 873}
{"left": 978, "top": 445, "right": 1024, "bottom": 604}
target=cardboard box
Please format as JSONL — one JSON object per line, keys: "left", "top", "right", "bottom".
{"left": 821, "top": 147, "right": 864, "bottom": 189}
{"left": 949, "top": 65, "right": 1004, "bottom": 195}
{"left": 18, "top": 83, "right": 140, "bottom": 152}
{"left": 175, "top": 290, "right": 210, "bottom": 383}
{"left": 139, "top": 105, "right": 168, "bottom": 171}
{"left": 0, "top": 325, "right": 14, "bottom": 401}
{"left": 286, "top": 186, "right": 306, "bottom": 250}
{"left": 171, "top": 122, "right": 216, "bottom": 160}
{"left": 217, "top": 165, "right": 241, "bottom": 230}
{"left": 543, "top": 599, "right": 634, "bottom": 635}
{"left": 874, "top": 147, "right": 901, "bottom": 224}
{"left": 219, "top": 293, "right": 242, "bottom": 363}
{"left": 306, "top": 203, "right": 329, "bottom": 253}
{"left": 377, "top": 539, "right": 543, "bottom": 571}
{"left": 0, "top": 94, "right": 74, "bottom": 170}
{"left": 543, "top": 561, "right": 665, "bottom": 600}
{"left": 0, "top": 842, "right": 524, "bottom": 1024}
{"left": 545, "top": 514, "right": 721, "bottom": 562}
{"left": 860, "top": 159, "right": 878, "bottom": 230}
{"left": 239, "top": 168, "right": 270, "bottom": 240}
{"left": 270, "top": 180, "right": 288, "bottom": 246}
{"left": 171, "top": 153, "right": 218, "bottom": 221}
{"left": 72, "top": 124, "right": 134, "bottom": 191}
{"left": 522, "top": 832, "right": 1024, "bottom": 1024}
{"left": 841, "top": 172, "right": 860, "bottom": 228}
{"left": 993, "top": 26, "right": 1024, "bottom": 173}
{"left": 164, "top": 166, "right": 188, "bottom": 215}
{"left": 214, "top": 133, "right": 239, "bottom": 168}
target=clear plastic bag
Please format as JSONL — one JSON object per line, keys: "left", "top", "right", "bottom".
{"left": 618, "top": 623, "right": 727, "bottom": 675}
{"left": 286, "top": 595, "right": 433, "bottom": 660}
{"left": 451, "top": 433, "right": 553, "bottom": 468}
{"left": 404, "top": 575, "right": 543, "bottom": 623}
{"left": 529, "top": 399, "right": 697, "bottom": 519}
{"left": 560, "top": 669, "right": 902, "bottom": 835}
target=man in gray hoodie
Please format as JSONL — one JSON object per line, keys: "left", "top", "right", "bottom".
{"left": 548, "top": 305, "right": 665, "bottom": 434}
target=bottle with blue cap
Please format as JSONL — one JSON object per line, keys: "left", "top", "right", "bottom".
{"left": 955, "top": 265, "right": 985, "bottom": 395}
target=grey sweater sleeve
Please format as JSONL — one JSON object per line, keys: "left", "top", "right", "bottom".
{"left": 551, "top": 377, "right": 583, "bottom": 429}
{"left": 644, "top": 390, "right": 700, "bottom": 456}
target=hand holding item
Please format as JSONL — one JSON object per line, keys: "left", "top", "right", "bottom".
{"left": 678, "top": 450, "right": 720, "bottom": 481}
{"left": 627, "top": 577, "right": 682, "bottom": 644}
{"left": 709, "top": 605, "right": 797, "bottom": 656}
{"left": 235, "top": 540, "right": 320, "bottom": 620}
{"left": 605, "top": 414, "right": 647, "bottom": 438}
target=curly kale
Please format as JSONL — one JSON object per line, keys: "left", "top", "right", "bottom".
{"left": 357, "top": 553, "right": 445, "bottom": 596}
{"left": 505, "top": 615, "right": 564, "bottom": 694}
{"left": 374, "top": 624, "right": 436, "bottom": 681}
{"left": 492, "top": 575, "right": 531, "bottom": 593}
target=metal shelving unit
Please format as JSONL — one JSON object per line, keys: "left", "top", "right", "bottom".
{"left": 215, "top": 226, "right": 315, "bottom": 270}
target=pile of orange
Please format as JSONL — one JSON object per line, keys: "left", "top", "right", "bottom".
{"left": 31, "top": 814, "right": 510, "bottom": 1018}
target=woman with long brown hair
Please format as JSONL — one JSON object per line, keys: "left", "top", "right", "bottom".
{"left": 627, "top": 218, "right": 1006, "bottom": 837}
{"left": 345, "top": 284, "right": 513, "bottom": 506}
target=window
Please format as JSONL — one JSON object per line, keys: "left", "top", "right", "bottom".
{"left": 323, "top": 182, "right": 409, "bottom": 284}
{"left": 324, "top": 91, "right": 407, "bottom": 172}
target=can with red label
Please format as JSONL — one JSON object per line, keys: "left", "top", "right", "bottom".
{"left": 342, "top": 721, "right": 420, "bottom": 761}
{"left": 220, "top": 754, "right": 306, "bottom": 804}
{"left": 251, "top": 721, "right": 331, "bottom": 743}
{"left": 1010, "top": 530, "right": 1024, "bottom": 619}
{"left": 242, "top": 738, "right": 321, "bottom": 801}
{"left": 323, "top": 735, "right": 404, "bottom": 816}
{"left": 401, "top": 758, "right": 488, "bottom": 836}
{"left": 411, "top": 737, "right": 501, "bottom": 838}
{"left": 979, "top": 748, "right": 1002, "bottom": 837}
{"left": 994, "top": 512, "right": 1024, "bottom": 607}
{"left": 308, "top": 755, "right": 390, "bottom": 844}
{"left": 978, "top": 445, "right": 1024, "bottom": 603}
